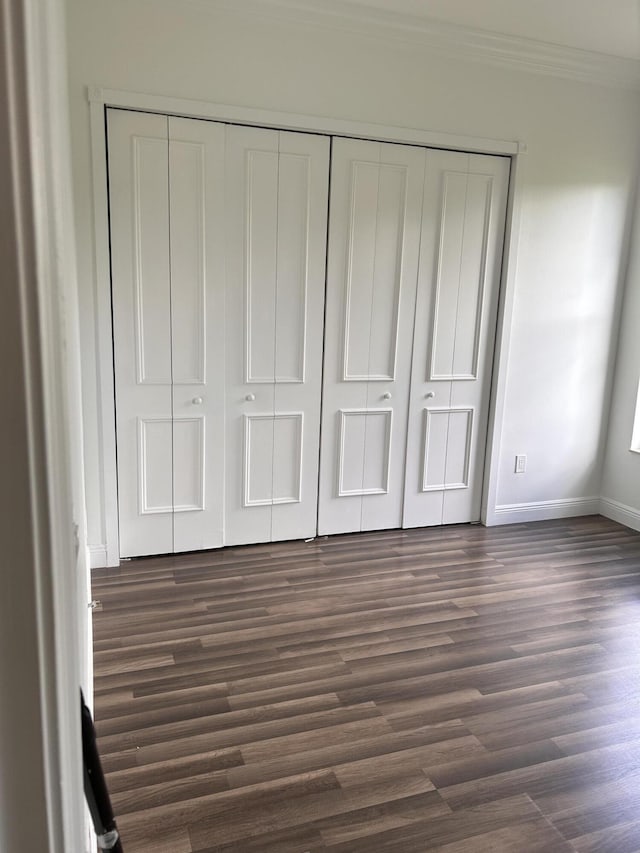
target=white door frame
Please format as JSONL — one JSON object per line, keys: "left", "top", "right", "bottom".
{"left": 2, "top": 0, "right": 88, "bottom": 848}
{"left": 88, "top": 86, "right": 526, "bottom": 567}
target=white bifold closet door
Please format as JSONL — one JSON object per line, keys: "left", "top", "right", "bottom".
{"left": 318, "top": 140, "right": 509, "bottom": 535}
{"left": 403, "top": 151, "right": 509, "bottom": 527}
{"left": 110, "top": 110, "right": 226, "bottom": 558}
{"left": 318, "top": 138, "right": 426, "bottom": 535}
{"left": 109, "top": 109, "right": 329, "bottom": 557}
{"left": 224, "top": 126, "right": 330, "bottom": 546}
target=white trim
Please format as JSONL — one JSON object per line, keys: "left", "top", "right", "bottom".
{"left": 599, "top": 497, "right": 640, "bottom": 532}
{"left": 490, "top": 497, "right": 600, "bottom": 525}
{"left": 210, "top": 0, "right": 640, "bottom": 90}
{"left": 89, "top": 97, "right": 120, "bottom": 567}
{"left": 2, "top": 0, "right": 87, "bottom": 848}
{"left": 89, "top": 544, "right": 109, "bottom": 569}
{"left": 89, "top": 87, "right": 520, "bottom": 156}
{"left": 481, "top": 154, "right": 525, "bottom": 527}
{"left": 631, "top": 378, "right": 640, "bottom": 453}
{"left": 89, "top": 89, "right": 525, "bottom": 564}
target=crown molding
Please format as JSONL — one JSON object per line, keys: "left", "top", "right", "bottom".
{"left": 212, "top": 0, "right": 640, "bottom": 90}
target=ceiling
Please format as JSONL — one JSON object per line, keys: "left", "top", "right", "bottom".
{"left": 325, "top": 0, "right": 640, "bottom": 59}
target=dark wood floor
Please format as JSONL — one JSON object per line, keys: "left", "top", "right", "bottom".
{"left": 92, "top": 516, "right": 640, "bottom": 852}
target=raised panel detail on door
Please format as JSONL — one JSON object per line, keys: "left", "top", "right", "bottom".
{"left": 226, "top": 126, "right": 329, "bottom": 546}
{"left": 244, "top": 150, "right": 312, "bottom": 384}
{"left": 272, "top": 413, "right": 304, "bottom": 503}
{"left": 138, "top": 418, "right": 173, "bottom": 515}
{"left": 338, "top": 410, "right": 392, "bottom": 496}
{"left": 430, "top": 172, "right": 493, "bottom": 381}
{"left": 319, "top": 138, "right": 426, "bottom": 535}
{"left": 169, "top": 139, "right": 206, "bottom": 386}
{"left": 109, "top": 110, "right": 173, "bottom": 557}
{"left": 243, "top": 414, "right": 275, "bottom": 506}
{"left": 244, "top": 413, "right": 303, "bottom": 506}
{"left": 343, "top": 162, "right": 407, "bottom": 382}
{"left": 173, "top": 417, "right": 205, "bottom": 512}
{"left": 132, "top": 136, "right": 173, "bottom": 385}
{"left": 245, "top": 149, "right": 279, "bottom": 384}
{"left": 404, "top": 151, "right": 510, "bottom": 528}
{"left": 275, "top": 153, "right": 311, "bottom": 383}
{"left": 422, "top": 408, "right": 473, "bottom": 492}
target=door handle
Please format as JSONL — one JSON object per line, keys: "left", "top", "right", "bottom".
{"left": 425, "top": 391, "right": 435, "bottom": 399}
{"left": 192, "top": 396, "right": 203, "bottom": 405}
{"left": 382, "top": 392, "right": 392, "bottom": 400}
{"left": 245, "top": 393, "right": 256, "bottom": 402}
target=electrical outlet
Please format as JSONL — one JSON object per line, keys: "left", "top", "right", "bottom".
{"left": 515, "top": 454, "right": 527, "bottom": 474}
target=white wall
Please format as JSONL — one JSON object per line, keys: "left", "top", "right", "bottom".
{"left": 601, "top": 176, "right": 640, "bottom": 529}
{"left": 65, "top": 0, "right": 640, "bottom": 554}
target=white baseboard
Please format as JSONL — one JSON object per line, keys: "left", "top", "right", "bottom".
{"left": 489, "top": 496, "right": 600, "bottom": 525}
{"left": 89, "top": 500, "right": 638, "bottom": 562}
{"left": 599, "top": 497, "right": 640, "bottom": 532}
{"left": 89, "top": 544, "right": 108, "bottom": 568}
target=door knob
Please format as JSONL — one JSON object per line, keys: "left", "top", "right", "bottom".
{"left": 192, "top": 396, "right": 203, "bottom": 405}
{"left": 245, "top": 393, "right": 256, "bottom": 402}
{"left": 425, "top": 391, "right": 435, "bottom": 399}
{"left": 382, "top": 392, "right": 392, "bottom": 400}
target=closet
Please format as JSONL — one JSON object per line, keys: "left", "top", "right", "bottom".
{"left": 108, "top": 108, "right": 509, "bottom": 558}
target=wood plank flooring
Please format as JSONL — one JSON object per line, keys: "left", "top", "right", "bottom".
{"left": 92, "top": 516, "right": 640, "bottom": 852}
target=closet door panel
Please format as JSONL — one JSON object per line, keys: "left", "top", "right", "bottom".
{"left": 168, "top": 137, "right": 206, "bottom": 385}
{"left": 450, "top": 174, "right": 493, "bottom": 379}
{"left": 364, "top": 163, "right": 407, "bottom": 381}
{"left": 225, "top": 127, "right": 329, "bottom": 546}
{"left": 343, "top": 160, "right": 381, "bottom": 379}
{"left": 225, "top": 127, "right": 278, "bottom": 545}
{"left": 245, "top": 147, "right": 279, "bottom": 383}
{"left": 271, "top": 413, "right": 303, "bottom": 504}
{"left": 244, "top": 414, "right": 276, "bottom": 506}
{"left": 271, "top": 132, "right": 329, "bottom": 541}
{"left": 319, "top": 138, "right": 425, "bottom": 535}
{"left": 360, "top": 144, "right": 424, "bottom": 533}
{"left": 403, "top": 151, "right": 510, "bottom": 528}
{"left": 169, "top": 117, "right": 226, "bottom": 552}
{"left": 109, "top": 109, "right": 173, "bottom": 558}
{"left": 172, "top": 417, "right": 205, "bottom": 511}
{"left": 273, "top": 147, "right": 310, "bottom": 383}
{"left": 442, "top": 155, "right": 509, "bottom": 524}
{"left": 138, "top": 419, "right": 173, "bottom": 514}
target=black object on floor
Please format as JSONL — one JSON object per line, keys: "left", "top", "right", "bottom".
{"left": 81, "top": 690, "right": 124, "bottom": 852}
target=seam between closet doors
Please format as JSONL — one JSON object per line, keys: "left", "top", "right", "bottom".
{"left": 440, "top": 158, "right": 471, "bottom": 526}
{"left": 269, "top": 132, "right": 282, "bottom": 543}
{"left": 166, "top": 115, "right": 176, "bottom": 553}
{"left": 315, "top": 135, "right": 333, "bottom": 539}
{"left": 401, "top": 145, "right": 428, "bottom": 531}
{"left": 360, "top": 144, "right": 384, "bottom": 533}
